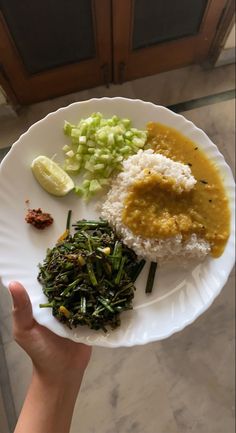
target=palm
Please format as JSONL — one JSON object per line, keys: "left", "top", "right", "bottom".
{"left": 9, "top": 281, "right": 92, "bottom": 380}
{"left": 28, "top": 322, "right": 92, "bottom": 374}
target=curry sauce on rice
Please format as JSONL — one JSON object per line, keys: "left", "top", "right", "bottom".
{"left": 101, "top": 124, "right": 230, "bottom": 262}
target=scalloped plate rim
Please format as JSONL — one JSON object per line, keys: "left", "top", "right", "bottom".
{"left": 0, "top": 97, "right": 235, "bottom": 347}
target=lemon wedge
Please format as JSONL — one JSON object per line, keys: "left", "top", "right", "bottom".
{"left": 31, "top": 156, "right": 74, "bottom": 196}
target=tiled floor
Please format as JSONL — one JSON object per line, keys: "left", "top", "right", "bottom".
{"left": 0, "top": 63, "right": 235, "bottom": 149}
{"left": 0, "top": 63, "right": 235, "bottom": 433}
{"left": 182, "top": 99, "right": 235, "bottom": 175}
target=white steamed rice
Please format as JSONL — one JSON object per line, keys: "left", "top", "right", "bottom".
{"left": 101, "top": 149, "right": 211, "bottom": 262}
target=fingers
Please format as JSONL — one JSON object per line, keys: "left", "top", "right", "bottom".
{"left": 9, "top": 281, "right": 34, "bottom": 331}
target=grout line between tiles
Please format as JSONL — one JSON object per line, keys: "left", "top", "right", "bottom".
{"left": 168, "top": 89, "right": 235, "bottom": 113}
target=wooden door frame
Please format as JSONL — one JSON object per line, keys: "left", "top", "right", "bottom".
{"left": 0, "top": 0, "right": 112, "bottom": 105}
{"left": 112, "top": 0, "right": 231, "bottom": 83}
{"left": 208, "top": 0, "right": 235, "bottom": 65}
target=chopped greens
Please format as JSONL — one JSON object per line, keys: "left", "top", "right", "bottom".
{"left": 63, "top": 112, "right": 147, "bottom": 200}
{"left": 38, "top": 217, "right": 143, "bottom": 332}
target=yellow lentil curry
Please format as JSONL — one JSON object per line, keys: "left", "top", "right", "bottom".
{"left": 122, "top": 122, "right": 230, "bottom": 258}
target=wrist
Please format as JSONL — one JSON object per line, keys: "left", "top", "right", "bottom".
{"left": 32, "top": 365, "right": 83, "bottom": 395}
{"left": 16, "top": 365, "right": 82, "bottom": 433}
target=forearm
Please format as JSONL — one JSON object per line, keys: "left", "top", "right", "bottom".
{"left": 14, "top": 369, "right": 83, "bottom": 433}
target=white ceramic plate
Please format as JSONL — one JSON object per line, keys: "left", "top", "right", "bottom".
{"left": 0, "top": 98, "right": 235, "bottom": 347}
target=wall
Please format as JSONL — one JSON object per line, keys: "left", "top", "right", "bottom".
{"left": 216, "top": 18, "right": 235, "bottom": 66}
{"left": 224, "top": 22, "right": 235, "bottom": 49}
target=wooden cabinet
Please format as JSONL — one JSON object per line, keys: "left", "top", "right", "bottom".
{"left": 0, "top": 0, "right": 232, "bottom": 105}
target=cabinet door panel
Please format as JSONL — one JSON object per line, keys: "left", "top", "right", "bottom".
{"left": 113, "top": 0, "right": 228, "bottom": 82}
{"left": 0, "top": 0, "right": 111, "bottom": 104}
{"left": 132, "top": 0, "right": 207, "bottom": 49}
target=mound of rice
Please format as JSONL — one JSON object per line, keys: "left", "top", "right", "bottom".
{"left": 101, "top": 149, "right": 211, "bottom": 262}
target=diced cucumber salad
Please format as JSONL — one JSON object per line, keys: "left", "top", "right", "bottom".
{"left": 63, "top": 112, "right": 147, "bottom": 199}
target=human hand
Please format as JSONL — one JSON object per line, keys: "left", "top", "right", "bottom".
{"left": 9, "top": 281, "right": 92, "bottom": 386}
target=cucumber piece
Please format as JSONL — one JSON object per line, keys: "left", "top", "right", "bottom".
{"left": 62, "top": 112, "right": 147, "bottom": 200}
{"left": 89, "top": 179, "right": 102, "bottom": 193}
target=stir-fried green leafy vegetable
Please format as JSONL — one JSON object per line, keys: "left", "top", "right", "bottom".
{"left": 62, "top": 112, "right": 147, "bottom": 200}
{"left": 38, "top": 216, "right": 144, "bottom": 332}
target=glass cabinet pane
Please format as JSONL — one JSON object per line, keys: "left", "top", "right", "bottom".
{"left": 0, "top": 0, "right": 95, "bottom": 74}
{"left": 132, "top": 0, "right": 208, "bottom": 50}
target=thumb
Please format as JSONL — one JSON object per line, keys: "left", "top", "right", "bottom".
{"left": 9, "top": 281, "right": 34, "bottom": 331}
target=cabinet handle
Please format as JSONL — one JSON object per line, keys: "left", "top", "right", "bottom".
{"left": 101, "top": 64, "right": 110, "bottom": 88}
{"left": 119, "top": 62, "right": 126, "bottom": 84}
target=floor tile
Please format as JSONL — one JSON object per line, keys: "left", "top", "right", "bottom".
{"left": 3, "top": 340, "right": 32, "bottom": 416}
{"left": 130, "top": 64, "right": 235, "bottom": 107}
{"left": 71, "top": 344, "right": 178, "bottom": 433}
{"left": 154, "top": 269, "right": 235, "bottom": 433}
{"left": 0, "top": 285, "right": 13, "bottom": 345}
{"left": 0, "top": 64, "right": 234, "bottom": 149}
{"left": 182, "top": 99, "right": 235, "bottom": 174}
{"left": 0, "top": 389, "right": 10, "bottom": 433}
